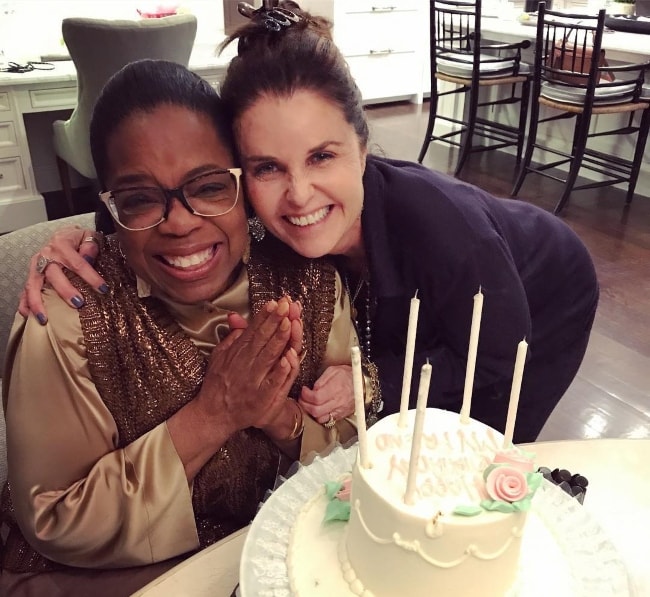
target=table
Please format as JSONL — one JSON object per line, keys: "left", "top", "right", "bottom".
{"left": 525, "top": 439, "right": 649, "bottom": 597}
{"left": 132, "top": 438, "right": 650, "bottom": 597}
{"left": 0, "top": 43, "right": 232, "bottom": 233}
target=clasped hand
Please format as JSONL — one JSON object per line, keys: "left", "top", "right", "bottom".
{"left": 198, "top": 296, "right": 303, "bottom": 438}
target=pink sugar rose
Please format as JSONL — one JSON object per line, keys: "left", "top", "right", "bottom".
{"left": 335, "top": 477, "right": 352, "bottom": 502}
{"left": 493, "top": 449, "right": 535, "bottom": 473}
{"left": 485, "top": 465, "right": 528, "bottom": 503}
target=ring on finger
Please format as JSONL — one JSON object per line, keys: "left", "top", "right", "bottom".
{"left": 323, "top": 412, "right": 336, "bottom": 429}
{"left": 81, "top": 235, "right": 99, "bottom": 246}
{"left": 35, "top": 254, "right": 57, "bottom": 275}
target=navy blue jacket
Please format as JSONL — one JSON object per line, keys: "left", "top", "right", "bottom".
{"left": 362, "top": 156, "right": 598, "bottom": 439}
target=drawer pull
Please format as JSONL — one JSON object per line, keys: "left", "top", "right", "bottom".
{"left": 371, "top": 6, "right": 396, "bottom": 11}
{"left": 369, "top": 49, "right": 394, "bottom": 55}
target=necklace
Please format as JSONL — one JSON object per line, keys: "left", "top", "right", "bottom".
{"left": 344, "top": 272, "right": 372, "bottom": 360}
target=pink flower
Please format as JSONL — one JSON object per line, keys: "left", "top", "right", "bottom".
{"left": 336, "top": 477, "right": 352, "bottom": 502}
{"left": 493, "top": 449, "right": 535, "bottom": 473}
{"left": 485, "top": 465, "right": 528, "bottom": 503}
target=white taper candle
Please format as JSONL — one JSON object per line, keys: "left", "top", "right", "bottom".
{"left": 351, "top": 346, "right": 370, "bottom": 469}
{"left": 404, "top": 362, "right": 432, "bottom": 505}
{"left": 460, "top": 288, "right": 484, "bottom": 424}
{"left": 398, "top": 292, "right": 421, "bottom": 428}
{"left": 502, "top": 339, "right": 528, "bottom": 448}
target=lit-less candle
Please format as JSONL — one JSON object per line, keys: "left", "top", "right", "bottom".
{"left": 351, "top": 346, "right": 370, "bottom": 469}
{"left": 398, "top": 292, "right": 420, "bottom": 428}
{"left": 460, "top": 287, "right": 483, "bottom": 424}
{"left": 502, "top": 338, "right": 528, "bottom": 448}
{"left": 404, "top": 361, "right": 432, "bottom": 505}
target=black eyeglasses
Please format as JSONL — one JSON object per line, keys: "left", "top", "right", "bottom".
{"left": 99, "top": 168, "right": 242, "bottom": 231}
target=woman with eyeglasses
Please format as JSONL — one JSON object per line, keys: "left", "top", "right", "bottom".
{"left": 21, "top": 1, "right": 598, "bottom": 446}
{"left": 0, "top": 59, "right": 365, "bottom": 595}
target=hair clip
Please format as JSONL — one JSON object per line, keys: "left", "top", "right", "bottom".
{"left": 237, "top": 1, "right": 302, "bottom": 31}
{"left": 237, "top": 2, "right": 257, "bottom": 18}
{"left": 269, "top": 8, "right": 301, "bottom": 24}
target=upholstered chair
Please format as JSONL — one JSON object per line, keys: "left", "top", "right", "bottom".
{"left": 52, "top": 15, "right": 197, "bottom": 214}
{"left": 0, "top": 213, "right": 95, "bottom": 485}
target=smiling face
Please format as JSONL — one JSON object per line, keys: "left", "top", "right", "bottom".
{"left": 105, "top": 104, "right": 248, "bottom": 305}
{"left": 235, "top": 90, "right": 367, "bottom": 261}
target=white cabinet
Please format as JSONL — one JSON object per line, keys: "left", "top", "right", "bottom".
{"left": 0, "top": 92, "right": 21, "bottom": 185}
{"left": 0, "top": 86, "right": 45, "bottom": 232}
{"left": 331, "top": 1, "right": 426, "bottom": 104}
{"left": 0, "top": 156, "right": 26, "bottom": 194}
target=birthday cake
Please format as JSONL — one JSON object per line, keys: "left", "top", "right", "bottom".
{"left": 287, "top": 408, "right": 542, "bottom": 597}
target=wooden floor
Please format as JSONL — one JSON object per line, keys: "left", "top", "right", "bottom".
{"left": 47, "top": 100, "right": 650, "bottom": 441}
{"left": 365, "top": 100, "right": 650, "bottom": 441}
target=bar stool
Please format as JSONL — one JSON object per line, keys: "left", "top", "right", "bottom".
{"left": 511, "top": 4, "right": 650, "bottom": 214}
{"left": 417, "top": 0, "right": 532, "bottom": 175}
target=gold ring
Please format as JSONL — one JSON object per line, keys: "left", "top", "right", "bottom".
{"left": 81, "top": 235, "right": 99, "bottom": 245}
{"left": 35, "top": 254, "right": 56, "bottom": 275}
{"left": 323, "top": 412, "right": 336, "bottom": 429}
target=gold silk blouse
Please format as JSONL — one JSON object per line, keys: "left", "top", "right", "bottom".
{"left": 1, "top": 265, "right": 357, "bottom": 570}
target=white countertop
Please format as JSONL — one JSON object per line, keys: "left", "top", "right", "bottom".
{"left": 0, "top": 42, "right": 233, "bottom": 87}
{"left": 481, "top": 15, "right": 650, "bottom": 60}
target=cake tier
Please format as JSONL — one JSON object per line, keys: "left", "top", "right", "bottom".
{"left": 345, "top": 408, "right": 529, "bottom": 597}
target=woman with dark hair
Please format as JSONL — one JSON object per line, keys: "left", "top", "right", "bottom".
{"left": 215, "top": 1, "right": 598, "bottom": 444}
{"left": 21, "top": 2, "right": 598, "bottom": 445}
{"left": 1, "top": 58, "right": 361, "bottom": 596}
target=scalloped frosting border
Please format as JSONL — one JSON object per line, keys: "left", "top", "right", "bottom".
{"left": 352, "top": 499, "right": 523, "bottom": 567}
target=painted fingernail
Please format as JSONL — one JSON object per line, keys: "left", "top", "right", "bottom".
{"left": 83, "top": 255, "right": 96, "bottom": 265}
{"left": 36, "top": 313, "right": 48, "bottom": 325}
{"left": 277, "top": 301, "right": 289, "bottom": 316}
{"left": 266, "top": 300, "right": 278, "bottom": 313}
{"left": 71, "top": 295, "right": 85, "bottom": 308}
{"left": 97, "top": 283, "right": 109, "bottom": 294}
{"left": 280, "top": 318, "right": 290, "bottom": 331}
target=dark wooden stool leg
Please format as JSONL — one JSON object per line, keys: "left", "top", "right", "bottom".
{"left": 418, "top": 81, "right": 440, "bottom": 164}
{"left": 554, "top": 112, "right": 590, "bottom": 215}
{"left": 454, "top": 84, "right": 478, "bottom": 176}
{"left": 625, "top": 108, "right": 650, "bottom": 205}
{"left": 516, "top": 79, "right": 531, "bottom": 164}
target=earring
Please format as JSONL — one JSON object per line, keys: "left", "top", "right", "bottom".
{"left": 248, "top": 215, "right": 266, "bottom": 242}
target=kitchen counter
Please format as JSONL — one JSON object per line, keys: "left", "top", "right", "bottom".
{"left": 481, "top": 16, "right": 650, "bottom": 63}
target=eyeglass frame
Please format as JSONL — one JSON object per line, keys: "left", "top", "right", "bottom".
{"left": 99, "top": 167, "right": 243, "bottom": 231}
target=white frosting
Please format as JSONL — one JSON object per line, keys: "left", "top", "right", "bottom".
{"left": 345, "top": 408, "right": 528, "bottom": 597}
{"left": 368, "top": 410, "right": 501, "bottom": 514}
